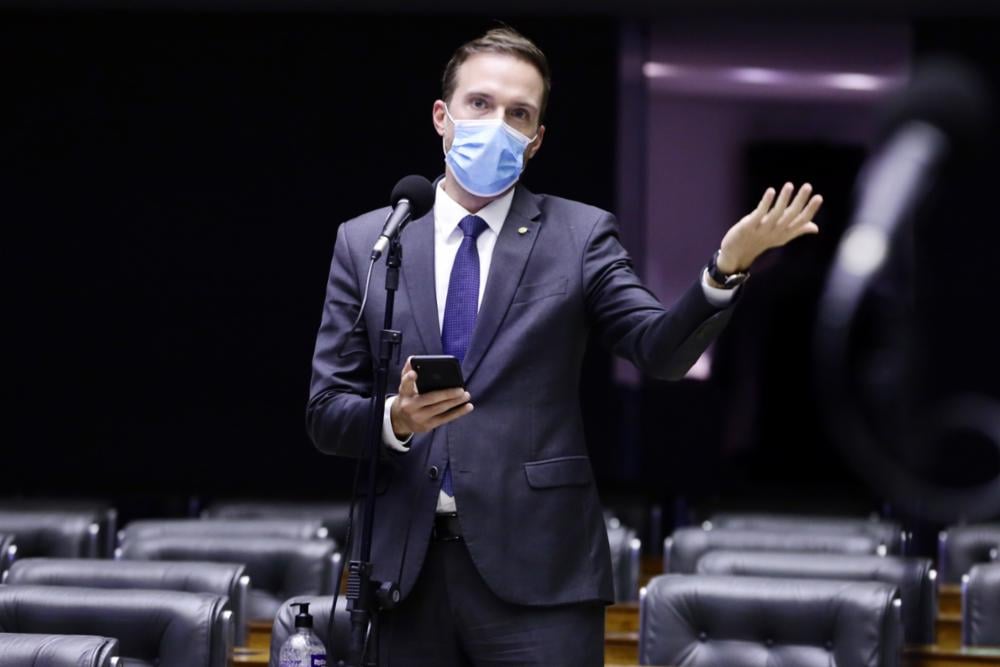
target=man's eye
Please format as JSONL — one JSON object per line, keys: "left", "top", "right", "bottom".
{"left": 471, "top": 98, "right": 487, "bottom": 109}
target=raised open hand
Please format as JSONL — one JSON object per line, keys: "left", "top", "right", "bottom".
{"left": 716, "top": 182, "right": 824, "bottom": 275}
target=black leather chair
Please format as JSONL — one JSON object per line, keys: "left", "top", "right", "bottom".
{"left": 938, "top": 523, "right": 1000, "bottom": 583}
{"left": 0, "top": 633, "right": 120, "bottom": 666}
{"left": 0, "top": 500, "right": 117, "bottom": 558}
{"left": 707, "top": 513, "right": 905, "bottom": 554}
{"left": 0, "top": 512, "right": 102, "bottom": 559}
{"left": 696, "top": 551, "right": 936, "bottom": 645}
{"left": 118, "top": 518, "right": 330, "bottom": 547}
{"left": 203, "top": 500, "right": 351, "bottom": 546}
{"left": 4, "top": 558, "right": 251, "bottom": 645}
{"left": 664, "top": 526, "right": 883, "bottom": 574}
{"left": 0, "top": 585, "right": 231, "bottom": 667}
{"left": 269, "top": 595, "right": 349, "bottom": 667}
{"left": 962, "top": 562, "right": 1000, "bottom": 646}
{"left": 0, "top": 535, "right": 15, "bottom": 574}
{"left": 0, "top": 632, "right": 120, "bottom": 667}
{"left": 639, "top": 574, "right": 903, "bottom": 667}
{"left": 606, "top": 518, "right": 641, "bottom": 602}
{"left": 118, "top": 535, "right": 339, "bottom": 621}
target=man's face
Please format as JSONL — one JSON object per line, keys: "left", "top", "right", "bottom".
{"left": 433, "top": 52, "right": 546, "bottom": 163}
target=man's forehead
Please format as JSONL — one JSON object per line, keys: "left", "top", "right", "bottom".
{"left": 453, "top": 52, "right": 544, "bottom": 103}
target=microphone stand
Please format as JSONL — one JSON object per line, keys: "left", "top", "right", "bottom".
{"left": 347, "top": 234, "right": 403, "bottom": 667}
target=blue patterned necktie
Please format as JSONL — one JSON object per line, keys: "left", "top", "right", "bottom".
{"left": 439, "top": 214, "right": 489, "bottom": 497}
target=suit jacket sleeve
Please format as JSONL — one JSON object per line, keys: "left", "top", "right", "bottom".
{"left": 583, "top": 211, "right": 736, "bottom": 380}
{"left": 306, "top": 222, "right": 374, "bottom": 458}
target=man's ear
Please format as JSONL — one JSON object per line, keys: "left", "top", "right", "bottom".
{"left": 526, "top": 124, "right": 545, "bottom": 161}
{"left": 432, "top": 100, "right": 448, "bottom": 137}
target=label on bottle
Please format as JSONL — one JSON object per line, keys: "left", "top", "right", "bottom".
{"left": 311, "top": 656, "right": 327, "bottom": 667}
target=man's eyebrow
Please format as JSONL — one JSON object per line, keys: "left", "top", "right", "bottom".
{"left": 463, "top": 90, "right": 539, "bottom": 113}
{"left": 463, "top": 90, "right": 495, "bottom": 100}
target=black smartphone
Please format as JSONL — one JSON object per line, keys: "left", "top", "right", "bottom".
{"left": 411, "top": 355, "right": 465, "bottom": 394}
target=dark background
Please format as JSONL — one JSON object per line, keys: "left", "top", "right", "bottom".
{"left": 2, "top": 13, "right": 617, "bottom": 515}
{"left": 4, "top": 8, "right": 999, "bottom": 540}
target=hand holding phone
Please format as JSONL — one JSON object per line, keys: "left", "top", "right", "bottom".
{"left": 411, "top": 355, "right": 465, "bottom": 394}
{"left": 389, "top": 355, "right": 473, "bottom": 438}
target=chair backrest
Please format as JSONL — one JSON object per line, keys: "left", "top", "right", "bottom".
{"left": 938, "top": 524, "right": 1000, "bottom": 583}
{"left": 639, "top": 574, "right": 902, "bottom": 667}
{"left": 963, "top": 562, "right": 1000, "bottom": 646}
{"left": 0, "top": 535, "right": 15, "bottom": 574}
{"left": 118, "top": 535, "right": 337, "bottom": 621}
{"left": 0, "top": 585, "right": 231, "bottom": 667}
{"left": 203, "top": 501, "right": 351, "bottom": 545}
{"left": 0, "top": 512, "right": 101, "bottom": 559}
{"left": 0, "top": 632, "right": 120, "bottom": 667}
{"left": 119, "top": 518, "right": 329, "bottom": 545}
{"left": 269, "top": 595, "right": 349, "bottom": 666}
{"left": 5, "top": 558, "right": 250, "bottom": 645}
{"left": 0, "top": 500, "right": 118, "bottom": 558}
{"left": 696, "top": 551, "right": 936, "bottom": 644}
{"left": 664, "top": 526, "right": 883, "bottom": 574}
{"left": 606, "top": 521, "right": 641, "bottom": 602}
{"left": 708, "top": 513, "right": 904, "bottom": 553}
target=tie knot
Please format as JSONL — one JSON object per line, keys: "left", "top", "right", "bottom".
{"left": 459, "top": 215, "right": 489, "bottom": 239}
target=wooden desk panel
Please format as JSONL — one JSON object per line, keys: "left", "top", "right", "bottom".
{"left": 607, "top": 602, "right": 640, "bottom": 633}
{"left": 247, "top": 620, "right": 272, "bottom": 650}
{"left": 605, "top": 631, "right": 639, "bottom": 664}
{"left": 641, "top": 555, "right": 662, "bottom": 588}
{"left": 940, "top": 585, "right": 962, "bottom": 616}
{"left": 939, "top": 613, "right": 963, "bottom": 649}
{"left": 230, "top": 647, "right": 268, "bottom": 666}
{"left": 903, "top": 646, "right": 1000, "bottom": 667}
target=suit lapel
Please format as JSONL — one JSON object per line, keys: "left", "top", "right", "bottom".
{"left": 399, "top": 209, "right": 442, "bottom": 355}
{"left": 462, "top": 185, "right": 542, "bottom": 384}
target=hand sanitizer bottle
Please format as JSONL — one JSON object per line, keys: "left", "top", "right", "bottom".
{"left": 278, "top": 601, "right": 328, "bottom": 667}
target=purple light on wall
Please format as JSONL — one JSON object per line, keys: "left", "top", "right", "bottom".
{"left": 641, "top": 62, "right": 905, "bottom": 101}
{"left": 614, "top": 20, "right": 912, "bottom": 386}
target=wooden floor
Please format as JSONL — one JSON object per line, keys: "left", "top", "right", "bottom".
{"left": 231, "top": 580, "right": 998, "bottom": 666}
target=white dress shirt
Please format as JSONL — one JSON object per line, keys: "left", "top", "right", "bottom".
{"left": 382, "top": 182, "right": 736, "bottom": 513}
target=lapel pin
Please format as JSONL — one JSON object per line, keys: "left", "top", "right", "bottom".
{"left": 518, "top": 226, "right": 529, "bottom": 235}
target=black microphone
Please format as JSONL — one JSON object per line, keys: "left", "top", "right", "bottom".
{"left": 831, "top": 57, "right": 991, "bottom": 284}
{"left": 814, "top": 58, "right": 1000, "bottom": 522}
{"left": 370, "top": 175, "right": 436, "bottom": 260}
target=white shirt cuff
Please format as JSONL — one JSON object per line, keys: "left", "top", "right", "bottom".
{"left": 383, "top": 395, "right": 413, "bottom": 452}
{"left": 701, "top": 268, "right": 738, "bottom": 308}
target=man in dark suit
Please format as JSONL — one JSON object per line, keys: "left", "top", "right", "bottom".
{"left": 307, "top": 27, "right": 823, "bottom": 667}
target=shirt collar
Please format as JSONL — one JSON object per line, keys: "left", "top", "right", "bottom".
{"left": 433, "top": 181, "right": 515, "bottom": 239}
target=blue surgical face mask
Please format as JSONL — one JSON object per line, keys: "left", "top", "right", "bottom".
{"left": 443, "top": 105, "right": 538, "bottom": 198}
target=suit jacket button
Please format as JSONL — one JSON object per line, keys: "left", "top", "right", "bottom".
{"left": 428, "top": 466, "right": 440, "bottom": 480}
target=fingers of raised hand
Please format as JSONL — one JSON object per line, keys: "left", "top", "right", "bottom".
{"left": 755, "top": 187, "right": 777, "bottom": 218}
{"left": 760, "top": 182, "right": 794, "bottom": 224}
{"left": 786, "top": 193, "right": 823, "bottom": 233}
{"left": 800, "top": 193, "right": 824, "bottom": 223}
{"left": 784, "top": 183, "right": 813, "bottom": 224}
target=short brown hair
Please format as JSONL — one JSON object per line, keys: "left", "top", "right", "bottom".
{"left": 441, "top": 27, "right": 551, "bottom": 123}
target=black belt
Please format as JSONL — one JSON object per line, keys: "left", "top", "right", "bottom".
{"left": 432, "top": 512, "right": 463, "bottom": 542}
